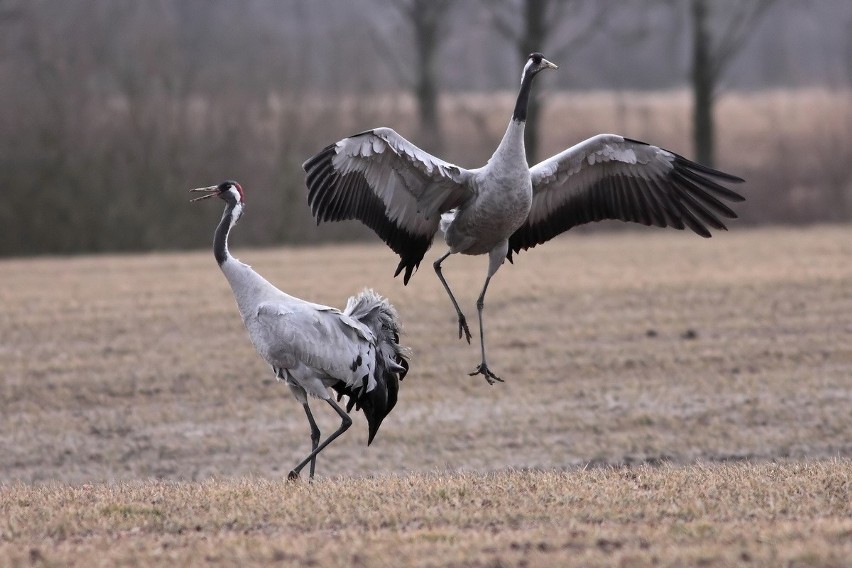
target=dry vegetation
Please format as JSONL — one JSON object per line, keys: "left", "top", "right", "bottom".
{"left": 5, "top": 85, "right": 852, "bottom": 255}
{"left": 1, "top": 225, "right": 851, "bottom": 565}
{"left": 2, "top": 463, "right": 850, "bottom": 567}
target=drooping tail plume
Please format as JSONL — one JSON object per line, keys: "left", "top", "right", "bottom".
{"left": 334, "top": 289, "right": 410, "bottom": 444}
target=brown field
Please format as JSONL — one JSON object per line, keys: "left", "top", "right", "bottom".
{"left": 2, "top": 462, "right": 850, "bottom": 567}
{"left": 1, "top": 225, "right": 851, "bottom": 565}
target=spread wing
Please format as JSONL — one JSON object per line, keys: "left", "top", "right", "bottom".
{"left": 508, "top": 134, "right": 746, "bottom": 259}
{"left": 303, "top": 127, "right": 474, "bottom": 283}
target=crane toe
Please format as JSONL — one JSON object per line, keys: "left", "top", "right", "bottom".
{"left": 468, "top": 362, "right": 504, "bottom": 385}
{"left": 458, "top": 315, "right": 472, "bottom": 344}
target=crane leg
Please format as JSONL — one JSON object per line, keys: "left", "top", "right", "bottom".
{"left": 468, "top": 243, "right": 507, "bottom": 384}
{"left": 301, "top": 402, "right": 321, "bottom": 479}
{"left": 433, "top": 250, "right": 472, "bottom": 343}
{"left": 288, "top": 398, "right": 352, "bottom": 481}
{"left": 467, "top": 275, "right": 503, "bottom": 384}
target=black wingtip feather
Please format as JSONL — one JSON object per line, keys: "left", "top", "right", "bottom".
{"left": 302, "top": 143, "right": 336, "bottom": 172}
{"left": 394, "top": 258, "right": 418, "bottom": 285}
{"left": 303, "top": 141, "right": 434, "bottom": 284}
{"left": 669, "top": 184, "right": 728, "bottom": 232}
{"left": 675, "top": 160, "right": 746, "bottom": 203}
{"left": 674, "top": 155, "right": 746, "bottom": 185}
{"left": 507, "top": 139, "right": 746, "bottom": 258}
{"left": 671, "top": 170, "right": 739, "bottom": 219}
{"left": 625, "top": 136, "right": 746, "bottom": 186}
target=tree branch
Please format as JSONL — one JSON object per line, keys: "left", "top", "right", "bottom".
{"left": 368, "top": 0, "right": 417, "bottom": 88}
{"left": 549, "top": 1, "right": 610, "bottom": 60}
{"left": 709, "top": 0, "right": 776, "bottom": 82}
{"left": 480, "top": 0, "right": 521, "bottom": 43}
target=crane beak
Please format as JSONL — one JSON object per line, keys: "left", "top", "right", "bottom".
{"left": 189, "top": 185, "right": 220, "bottom": 202}
{"left": 542, "top": 58, "right": 558, "bottom": 70}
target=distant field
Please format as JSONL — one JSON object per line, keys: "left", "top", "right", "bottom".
{"left": 1, "top": 225, "right": 851, "bottom": 565}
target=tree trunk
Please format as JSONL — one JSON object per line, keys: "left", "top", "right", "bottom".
{"left": 691, "top": 0, "right": 715, "bottom": 168}
{"left": 520, "top": 0, "right": 546, "bottom": 164}
{"left": 412, "top": 0, "right": 445, "bottom": 153}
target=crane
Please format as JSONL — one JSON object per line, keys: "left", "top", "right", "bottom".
{"left": 190, "top": 180, "right": 409, "bottom": 479}
{"left": 303, "top": 52, "right": 745, "bottom": 385}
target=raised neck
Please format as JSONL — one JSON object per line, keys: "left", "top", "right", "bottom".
{"left": 214, "top": 201, "right": 242, "bottom": 266}
{"left": 512, "top": 71, "right": 537, "bottom": 122}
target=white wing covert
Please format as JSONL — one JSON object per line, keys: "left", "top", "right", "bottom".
{"left": 508, "top": 134, "right": 745, "bottom": 259}
{"left": 303, "top": 128, "right": 474, "bottom": 283}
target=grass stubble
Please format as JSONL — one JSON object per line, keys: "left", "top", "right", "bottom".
{"left": 1, "top": 225, "right": 851, "bottom": 566}
{"left": 1, "top": 463, "right": 850, "bottom": 566}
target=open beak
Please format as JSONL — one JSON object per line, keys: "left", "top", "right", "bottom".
{"left": 542, "top": 58, "right": 558, "bottom": 71}
{"left": 189, "top": 185, "right": 220, "bottom": 202}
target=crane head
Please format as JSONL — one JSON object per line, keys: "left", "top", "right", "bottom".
{"left": 189, "top": 180, "right": 245, "bottom": 204}
{"left": 521, "top": 52, "right": 558, "bottom": 84}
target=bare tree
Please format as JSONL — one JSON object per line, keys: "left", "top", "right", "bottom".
{"left": 482, "top": 0, "right": 606, "bottom": 163}
{"left": 825, "top": 5, "right": 852, "bottom": 221}
{"left": 375, "top": 0, "right": 457, "bottom": 154}
{"left": 689, "top": 0, "right": 775, "bottom": 167}
{"left": 4, "top": 0, "right": 852, "bottom": 257}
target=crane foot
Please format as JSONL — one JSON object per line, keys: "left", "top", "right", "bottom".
{"left": 457, "top": 315, "right": 472, "bottom": 344}
{"left": 468, "top": 362, "right": 503, "bottom": 385}
{"left": 287, "top": 470, "right": 301, "bottom": 481}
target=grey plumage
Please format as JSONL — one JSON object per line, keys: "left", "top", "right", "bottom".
{"left": 191, "top": 180, "right": 408, "bottom": 479}
{"left": 303, "top": 53, "right": 744, "bottom": 385}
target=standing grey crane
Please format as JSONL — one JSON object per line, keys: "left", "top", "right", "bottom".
{"left": 303, "top": 52, "right": 745, "bottom": 385}
{"left": 191, "top": 180, "right": 409, "bottom": 480}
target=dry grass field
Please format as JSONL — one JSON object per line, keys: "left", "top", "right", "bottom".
{"left": 1, "top": 224, "right": 851, "bottom": 565}
{"left": 1, "top": 463, "right": 850, "bottom": 566}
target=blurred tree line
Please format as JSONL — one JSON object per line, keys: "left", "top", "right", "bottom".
{"left": 1, "top": 0, "right": 851, "bottom": 257}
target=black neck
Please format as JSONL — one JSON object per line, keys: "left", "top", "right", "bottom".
{"left": 213, "top": 203, "right": 237, "bottom": 266}
{"left": 512, "top": 71, "right": 536, "bottom": 122}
